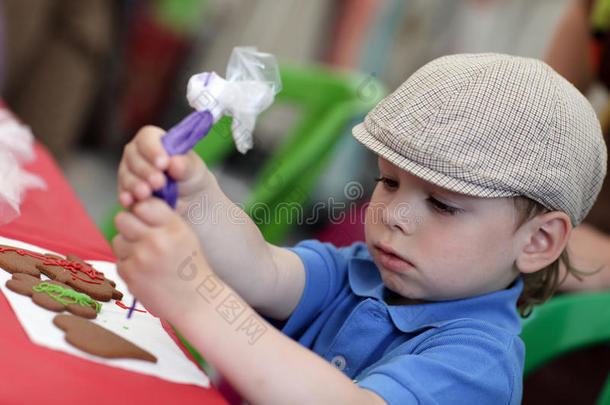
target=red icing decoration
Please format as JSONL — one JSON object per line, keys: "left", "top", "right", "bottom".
{"left": 0, "top": 247, "right": 104, "bottom": 284}
{"left": 116, "top": 300, "right": 147, "bottom": 313}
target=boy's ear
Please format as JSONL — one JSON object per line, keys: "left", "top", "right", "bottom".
{"left": 515, "top": 211, "right": 572, "bottom": 274}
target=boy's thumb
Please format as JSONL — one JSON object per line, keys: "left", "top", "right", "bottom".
{"left": 166, "top": 151, "right": 202, "bottom": 182}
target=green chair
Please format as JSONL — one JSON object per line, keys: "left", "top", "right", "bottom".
{"left": 100, "top": 63, "right": 386, "bottom": 244}
{"left": 520, "top": 292, "right": 610, "bottom": 405}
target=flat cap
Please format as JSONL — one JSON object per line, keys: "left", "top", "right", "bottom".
{"left": 353, "top": 53, "right": 607, "bottom": 225}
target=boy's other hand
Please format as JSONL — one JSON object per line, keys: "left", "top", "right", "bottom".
{"left": 117, "top": 126, "right": 210, "bottom": 210}
{"left": 112, "top": 198, "right": 208, "bottom": 320}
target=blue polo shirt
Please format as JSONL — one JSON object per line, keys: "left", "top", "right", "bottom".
{"left": 282, "top": 240, "right": 524, "bottom": 405}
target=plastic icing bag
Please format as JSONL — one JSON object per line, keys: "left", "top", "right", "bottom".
{"left": 186, "top": 46, "right": 282, "bottom": 154}
{"left": 154, "top": 46, "right": 281, "bottom": 207}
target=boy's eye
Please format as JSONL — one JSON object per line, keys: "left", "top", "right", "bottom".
{"left": 375, "top": 176, "right": 398, "bottom": 189}
{"left": 427, "top": 197, "right": 460, "bottom": 215}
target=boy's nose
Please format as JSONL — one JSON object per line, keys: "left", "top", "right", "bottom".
{"left": 382, "top": 200, "right": 417, "bottom": 235}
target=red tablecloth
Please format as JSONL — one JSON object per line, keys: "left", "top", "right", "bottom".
{"left": 0, "top": 142, "right": 228, "bottom": 404}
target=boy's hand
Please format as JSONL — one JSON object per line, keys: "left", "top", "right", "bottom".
{"left": 112, "top": 198, "right": 208, "bottom": 320}
{"left": 117, "top": 126, "right": 211, "bottom": 213}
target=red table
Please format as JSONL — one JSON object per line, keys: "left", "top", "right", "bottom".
{"left": 0, "top": 142, "right": 228, "bottom": 404}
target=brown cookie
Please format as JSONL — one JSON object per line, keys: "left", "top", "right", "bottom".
{"left": 6, "top": 273, "right": 100, "bottom": 319}
{"left": 37, "top": 254, "right": 123, "bottom": 302}
{"left": 0, "top": 245, "right": 44, "bottom": 277}
{"left": 53, "top": 314, "right": 157, "bottom": 362}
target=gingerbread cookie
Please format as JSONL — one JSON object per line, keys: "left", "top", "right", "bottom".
{"left": 6, "top": 273, "right": 100, "bottom": 319}
{"left": 37, "top": 253, "right": 123, "bottom": 302}
{"left": 0, "top": 245, "right": 45, "bottom": 277}
{"left": 53, "top": 314, "right": 157, "bottom": 362}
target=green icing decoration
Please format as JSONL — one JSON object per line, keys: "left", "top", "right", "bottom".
{"left": 33, "top": 282, "right": 101, "bottom": 312}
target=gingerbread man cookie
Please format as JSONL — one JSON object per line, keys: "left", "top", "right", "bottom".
{"left": 53, "top": 314, "right": 157, "bottom": 362}
{"left": 36, "top": 253, "right": 123, "bottom": 302}
{"left": 6, "top": 273, "right": 100, "bottom": 319}
{"left": 0, "top": 245, "right": 46, "bottom": 277}
{"left": 0, "top": 245, "right": 123, "bottom": 302}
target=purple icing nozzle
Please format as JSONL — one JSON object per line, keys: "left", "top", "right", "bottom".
{"left": 152, "top": 110, "right": 214, "bottom": 208}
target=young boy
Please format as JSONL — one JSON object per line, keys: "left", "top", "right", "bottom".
{"left": 112, "top": 53, "right": 607, "bottom": 404}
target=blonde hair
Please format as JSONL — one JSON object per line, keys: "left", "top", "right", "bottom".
{"left": 513, "top": 197, "right": 593, "bottom": 317}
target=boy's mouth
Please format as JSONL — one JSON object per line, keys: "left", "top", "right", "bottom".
{"left": 374, "top": 243, "right": 415, "bottom": 273}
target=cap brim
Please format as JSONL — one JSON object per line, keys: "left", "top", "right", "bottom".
{"left": 352, "top": 122, "right": 518, "bottom": 199}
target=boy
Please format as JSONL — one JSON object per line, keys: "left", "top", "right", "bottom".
{"left": 112, "top": 53, "right": 607, "bottom": 404}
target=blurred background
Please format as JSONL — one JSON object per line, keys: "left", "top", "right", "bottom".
{"left": 2, "top": 0, "right": 596, "bottom": 228}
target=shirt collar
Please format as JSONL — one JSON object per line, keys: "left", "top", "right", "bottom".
{"left": 348, "top": 254, "right": 523, "bottom": 334}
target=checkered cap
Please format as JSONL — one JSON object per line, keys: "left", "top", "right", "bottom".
{"left": 353, "top": 53, "right": 608, "bottom": 225}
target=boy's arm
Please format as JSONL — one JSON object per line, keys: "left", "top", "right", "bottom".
{"left": 179, "top": 172, "right": 306, "bottom": 320}
{"left": 113, "top": 202, "right": 385, "bottom": 404}
{"left": 173, "top": 268, "right": 387, "bottom": 405}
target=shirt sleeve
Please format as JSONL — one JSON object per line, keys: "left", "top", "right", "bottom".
{"left": 357, "top": 329, "right": 523, "bottom": 405}
{"left": 280, "top": 240, "right": 363, "bottom": 340}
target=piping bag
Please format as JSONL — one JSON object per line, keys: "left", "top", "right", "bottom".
{"left": 127, "top": 46, "right": 282, "bottom": 318}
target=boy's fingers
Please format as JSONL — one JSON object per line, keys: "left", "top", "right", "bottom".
{"left": 111, "top": 234, "right": 132, "bottom": 260}
{"left": 117, "top": 164, "right": 135, "bottom": 195}
{"left": 119, "top": 191, "right": 133, "bottom": 208}
{"left": 117, "top": 164, "right": 135, "bottom": 207}
{"left": 134, "top": 126, "right": 169, "bottom": 170}
{"left": 167, "top": 151, "right": 206, "bottom": 184}
{"left": 118, "top": 163, "right": 152, "bottom": 201}
{"left": 131, "top": 198, "right": 174, "bottom": 227}
{"left": 114, "top": 211, "right": 149, "bottom": 242}
{"left": 125, "top": 144, "right": 165, "bottom": 191}
{"left": 115, "top": 257, "right": 136, "bottom": 284}
{"left": 167, "top": 155, "right": 189, "bottom": 181}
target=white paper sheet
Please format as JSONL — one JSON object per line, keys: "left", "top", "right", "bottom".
{"left": 0, "top": 236, "right": 209, "bottom": 388}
